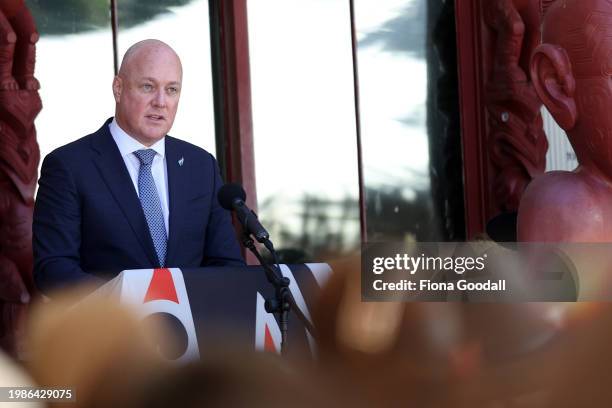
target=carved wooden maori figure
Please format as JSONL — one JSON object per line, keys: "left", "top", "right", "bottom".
{"left": 518, "top": 0, "right": 612, "bottom": 241}
{"left": 0, "top": 0, "right": 39, "bottom": 91}
{"left": 0, "top": 0, "right": 40, "bottom": 354}
{"left": 483, "top": 0, "right": 548, "bottom": 213}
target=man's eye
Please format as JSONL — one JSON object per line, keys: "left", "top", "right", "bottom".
{"left": 142, "top": 84, "right": 153, "bottom": 91}
{"left": 167, "top": 87, "right": 179, "bottom": 95}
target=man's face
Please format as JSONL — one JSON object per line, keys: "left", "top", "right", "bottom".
{"left": 113, "top": 46, "right": 182, "bottom": 146}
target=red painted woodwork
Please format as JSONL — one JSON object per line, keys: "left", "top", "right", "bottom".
{"left": 0, "top": 0, "right": 41, "bottom": 354}
{"left": 456, "top": 0, "right": 549, "bottom": 237}
{"left": 0, "top": 0, "right": 39, "bottom": 91}
{"left": 483, "top": 0, "right": 548, "bottom": 213}
{"left": 519, "top": 0, "right": 612, "bottom": 242}
{"left": 216, "top": 0, "right": 257, "bottom": 209}
{"left": 455, "top": 0, "right": 490, "bottom": 238}
{"left": 215, "top": 0, "right": 258, "bottom": 263}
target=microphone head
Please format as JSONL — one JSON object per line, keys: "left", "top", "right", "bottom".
{"left": 218, "top": 183, "right": 247, "bottom": 210}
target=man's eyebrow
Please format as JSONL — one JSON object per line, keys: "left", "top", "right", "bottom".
{"left": 138, "top": 77, "right": 181, "bottom": 86}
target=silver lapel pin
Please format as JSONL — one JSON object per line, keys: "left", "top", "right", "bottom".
{"left": 178, "top": 157, "right": 184, "bottom": 166}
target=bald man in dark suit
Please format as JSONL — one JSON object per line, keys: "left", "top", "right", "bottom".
{"left": 33, "top": 39, "right": 244, "bottom": 294}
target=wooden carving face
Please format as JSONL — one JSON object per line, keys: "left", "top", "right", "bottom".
{"left": 542, "top": 0, "right": 612, "bottom": 173}
{"left": 575, "top": 78, "right": 612, "bottom": 171}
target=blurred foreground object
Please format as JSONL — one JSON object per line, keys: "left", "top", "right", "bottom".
{"left": 135, "top": 350, "right": 344, "bottom": 408}
{"left": 314, "top": 256, "right": 466, "bottom": 407}
{"left": 27, "top": 291, "right": 170, "bottom": 408}
{"left": 0, "top": 349, "right": 42, "bottom": 408}
{"left": 314, "top": 253, "right": 612, "bottom": 407}
{"left": 27, "top": 287, "right": 346, "bottom": 408}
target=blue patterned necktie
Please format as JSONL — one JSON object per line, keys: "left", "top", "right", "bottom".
{"left": 134, "top": 149, "right": 167, "bottom": 267}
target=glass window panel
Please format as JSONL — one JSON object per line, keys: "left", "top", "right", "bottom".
{"left": 27, "top": 0, "right": 115, "bottom": 169}
{"left": 355, "top": 0, "right": 458, "bottom": 241}
{"left": 247, "top": 0, "right": 360, "bottom": 262}
{"left": 116, "top": 0, "right": 216, "bottom": 154}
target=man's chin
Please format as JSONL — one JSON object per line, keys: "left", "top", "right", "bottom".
{"left": 143, "top": 124, "right": 171, "bottom": 138}
{"left": 135, "top": 131, "right": 167, "bottom": 147}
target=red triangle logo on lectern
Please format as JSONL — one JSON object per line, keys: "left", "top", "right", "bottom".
{"left": 144, "top": 268, "right": 179, "bottom": 303}
{"left": 264, "top": 324, "right": 277, "bottom": 353}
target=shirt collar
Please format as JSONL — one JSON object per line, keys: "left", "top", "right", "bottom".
{"left": 109, "top": 118, "right": 166, "bottom": 159}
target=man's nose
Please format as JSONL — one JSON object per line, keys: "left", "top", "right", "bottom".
{"left": 152, "top": 90, "right": 166, "bottom": 108}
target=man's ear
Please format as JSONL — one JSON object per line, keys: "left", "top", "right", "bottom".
{"left": 112, "top": 76, "right": 122, "bottom": 103}
{"left": 530, "top": 44, "right": 577, "bottom": 130}
{"left": 531, "top": 44, "right": 578, "bottom": 131}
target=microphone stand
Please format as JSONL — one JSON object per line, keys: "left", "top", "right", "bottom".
{"left": 241, "top": 232, "right": 317, "bottom": 356}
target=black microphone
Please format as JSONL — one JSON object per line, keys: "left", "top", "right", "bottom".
{"left": 218, "top": 183, "right": 270, "bottom": 243}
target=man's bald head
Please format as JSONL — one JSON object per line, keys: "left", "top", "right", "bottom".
{"left": 118, "top": 39, "right": 182, "bottom": 80}
{"left": 112, "top": 39, "right": 183, "bottom": 146}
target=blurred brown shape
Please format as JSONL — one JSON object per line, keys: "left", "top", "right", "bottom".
{"left": 134, "top": 350, "right": 342, "bottom": 408}
{"left": 544, "top": 303, "right": 612, "bottom": 408}
{"left": 26, "top": 291, "right": 171, "bottom": 408}
{"left": 314, "top": 256, "right": 467, "bottom": 407}
{"left": 0, "top": 348, "right": 43, "bottom": 408}
{"left": 313, "top": 254, "right": 608, "bottom": 407}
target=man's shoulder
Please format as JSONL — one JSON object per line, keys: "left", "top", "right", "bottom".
{"left": 48, "top": 134, "right": 93, "bottom": 158}
{"left": 45, "top": 122, "right": 108, "bottom": 161}
{"left": 46, "top": 133, "right": 100, "bottom": 165}
{"left": 165, "top": 135, "right": 216, "bottom": 161}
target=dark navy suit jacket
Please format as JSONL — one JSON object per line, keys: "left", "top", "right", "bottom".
{"left": 33, "top": 119, "right": 244, "bottom": 294}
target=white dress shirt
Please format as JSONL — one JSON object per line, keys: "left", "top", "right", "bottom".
{"left": 109, "top": 118, "right": 170, "bottom": 235}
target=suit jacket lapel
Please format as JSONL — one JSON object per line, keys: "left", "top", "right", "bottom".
{"left": 89, "top": 121, "right": 159, "bottom": 266}
{"left": 165, "top": 136, "right": 189, "bottom": 267}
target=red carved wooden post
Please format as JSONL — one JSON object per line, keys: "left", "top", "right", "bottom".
{"left": 456, "top": 0, "right": 549, "bottom": 237}
{"left": 482, "top": 0, "right": 548, "bottom": 213}
{"left": 0, "top": 0, "right": 41, "bottom": 355}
